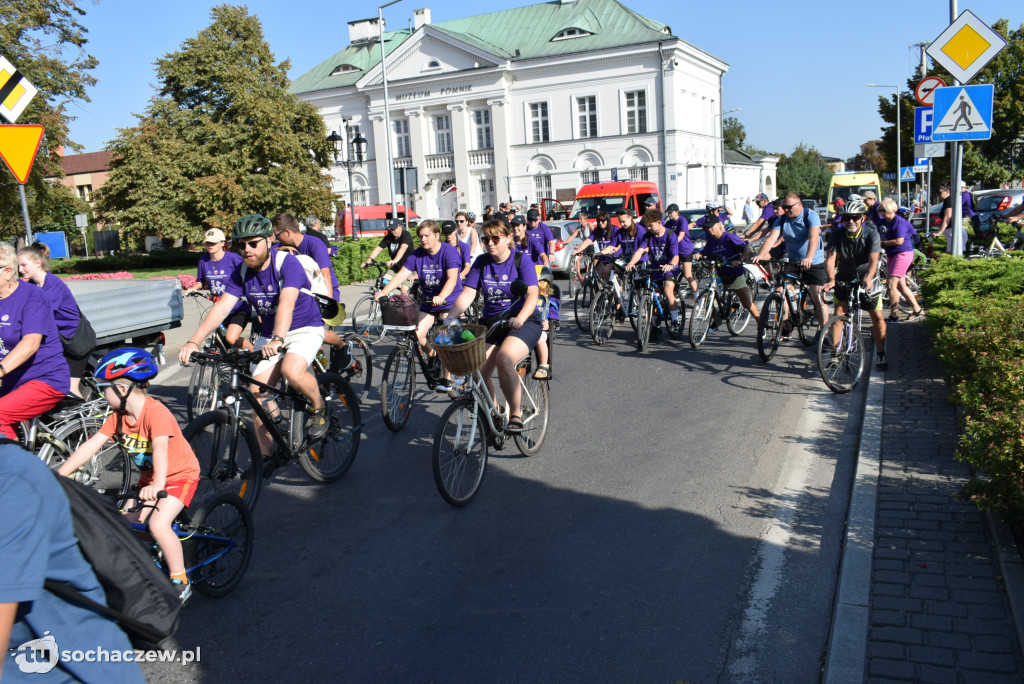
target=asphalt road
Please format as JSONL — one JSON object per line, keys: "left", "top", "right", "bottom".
{"left": 141, "top": 278, "right": 866, "bottom": 682}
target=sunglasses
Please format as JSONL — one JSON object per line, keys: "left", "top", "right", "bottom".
{"left": 781, "top": 203, "right": 797, "bottom": 211}
{"left": 480, "top": 235, "right": 505, "bottom": 245}
{"left": 456, "top": 219, "right": 467, "bottom": 224}
{"left": 234, "top": 238, "right": 264, "bottom": 250}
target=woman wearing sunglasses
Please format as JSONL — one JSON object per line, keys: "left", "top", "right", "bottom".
{"left": 446, "top": 220, "right": 540, "bottom": 434}
{"left": 455, "top": 211, "right": 481, "bottom": 260}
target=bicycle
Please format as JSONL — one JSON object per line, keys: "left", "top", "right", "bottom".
{"left": 567, "top": 250, "right": 592, "bottom": 299}
{"left": 572, "top": 259, "right": 604, "bottom": 332}
{"left": 351, "top": 261, "right": 390, "bottom": 343}
{"left": 124, "top": 490, "right": 253, "bottom": 599}
{"left": 816, "top": 279, "right": 871, "bottom": 394}
{"left": 588, "top": 259, "right": 639, "bottom": 345}
{"left": 378, "top": 322, "right": 451, "bottom": 432}
{"left": 631, "top": 262, "right": 683, "bottom": 352}
{"left": 430, "top": 319, "right": 550, "bottom": 507}
{"left": 183, "top": 348, "right": 362, "bottom": 511}
{"left": 755, "top": 259, "right": 822, "bottom": 362}
{"left": 688, "top": 262, "right": 756, "bottom": 349}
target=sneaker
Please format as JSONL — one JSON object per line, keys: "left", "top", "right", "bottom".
{"left": 876, "top": 352, "right": 888, "bottom": 370}
{"left": 307, "top": 406, "right": 329, "bottom": 439}
{"left": 434, "top": 383, "right": 451, "bottom": 394}
{"left": 780, "top": 321, "right": 792, "bottom": 341}
{"left": 172, "top": 578, "right": 192, "bottom": 605}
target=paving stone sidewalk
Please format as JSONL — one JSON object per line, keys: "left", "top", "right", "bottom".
{"left": 867, "top": 321, "right": 1024, "bottom": 682}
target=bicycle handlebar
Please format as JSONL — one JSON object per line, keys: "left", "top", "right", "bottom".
{"left": 187, "top": 347, "right": 267, "bottom": 368}
{"left": 120, "top": 489, "right": 168, "bottom": 513}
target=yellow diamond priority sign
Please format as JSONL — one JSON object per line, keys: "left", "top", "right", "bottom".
{"left": 0, "top": 55, "right": 38, "bottom": 123}
{"left": 927, "top": 10, "right": 1007, "bottom": 84}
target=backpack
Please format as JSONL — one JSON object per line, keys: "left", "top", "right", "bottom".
{"left": 242, "top": 249, "right": 330, "bottom": 299}
{"left": 45, "top": 475, "right": 181, "bottom": 650}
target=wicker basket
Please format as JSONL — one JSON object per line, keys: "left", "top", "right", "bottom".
{"left": 434, "top": 324, "right": 488, "bottom": 376}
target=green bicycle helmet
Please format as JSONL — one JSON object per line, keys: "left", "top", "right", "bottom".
{"left": 233, "top": 214, "right": 272, "bottom": 238}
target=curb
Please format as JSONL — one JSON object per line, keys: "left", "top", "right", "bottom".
{"left": 822, "top": 361, "right": 884, "bottom": 683}
{"left": 987, "top": 510, "right": 1024, "bottom": 661}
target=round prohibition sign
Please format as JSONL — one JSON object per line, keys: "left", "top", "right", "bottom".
{"left": 915, "top": 76, "right": 946, "bottom": 106}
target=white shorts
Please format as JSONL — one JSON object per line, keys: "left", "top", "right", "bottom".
{"left": 251, "top": 326, "right": 325, "bottom": 377}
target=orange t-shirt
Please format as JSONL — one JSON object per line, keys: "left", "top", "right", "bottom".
{"left": 100, "top": 396, "right": 200, "bottom": 484}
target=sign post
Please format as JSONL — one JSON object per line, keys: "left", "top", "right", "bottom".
{"left": 0, "top": 55, "right": 41, "bottom": 246}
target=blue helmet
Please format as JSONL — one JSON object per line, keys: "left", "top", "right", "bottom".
{"left": 95, "top": 347, "right": 159, "bottom": 384}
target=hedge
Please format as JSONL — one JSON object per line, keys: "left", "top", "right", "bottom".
{"left": 920, "top": 254, "right": 1024, "bottom": 523}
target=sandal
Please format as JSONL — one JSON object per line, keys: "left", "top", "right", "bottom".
{"left": 909, "top": 309, "right": 925, "bottom": 320}
{"left": 505, "top": 415, "right": 524, "bottom": 434}
{"left": 887, "top": 313, "right": 900, "bottom": 322}
{"left": 532, "top": 364, "right": 550, "bottom": 380}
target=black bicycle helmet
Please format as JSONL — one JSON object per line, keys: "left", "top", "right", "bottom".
{"left": 233, "top": 214, "right": 272, "bottom": 238}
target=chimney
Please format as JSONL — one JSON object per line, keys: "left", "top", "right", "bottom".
{"left": 348, "top": 17, "right": 381, "bottom": 45}
{"left": 414, "top": 8, "right": 431, "bottom": 30}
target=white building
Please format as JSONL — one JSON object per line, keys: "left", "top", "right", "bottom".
{"left": 291, "top": 0, "right": 777, "bottom": 220}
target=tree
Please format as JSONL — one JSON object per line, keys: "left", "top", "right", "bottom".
{"left": 723, "top": 116, "right": 746, "bottom": 151}
{"left": 846, "top": 140, "right": 887, "bottom": 172}
{"left": 0, "top": 0, "right": 98, "bottom": 240}
{"left": 97, "top": 4, "right": 335, "bottom": 245}
{"left": 776, "top": 143, "right": 832, "bottom": 200}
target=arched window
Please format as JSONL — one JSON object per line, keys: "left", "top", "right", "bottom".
{"left": 423, "top": 59, "right": 441, "bottom": 71}
{"left": 330, "top": 64, "right": 360, "bottom": 76}
{"left": 551, "top": 27, "right": 592, "bottom": 41}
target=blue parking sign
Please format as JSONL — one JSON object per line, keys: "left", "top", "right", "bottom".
{"left": 914, "top": 107, "right": 933, "bottom": 144}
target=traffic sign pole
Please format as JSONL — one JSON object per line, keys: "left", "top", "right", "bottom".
{"left": 18, "top": 183, "right": 32, "bottom": 245}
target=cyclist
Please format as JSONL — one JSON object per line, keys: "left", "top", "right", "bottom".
{"left": 573, "top": 211, "right": 617, "bottom": 282}
{"left": 184, "top": 228, "right": 253, "bottom": 349}
{"left": 753, "top": 192, "right": 828, "bottom": 330}
{"left": 822, "top": 199, "right": 888, "bottom": 370}
{"left": 599, "top": 208, "right": 646, "bottom": 263}
{"left": 455, "top": 211, "right": 481, "bottom": 258}
{"left": 273, "top": 212, "right": 340, "bottom": 301}
{"left": 442, "top": 220, "right": 473, "bottom": 279}
{"left": 525, "top": 208, "right": 555, "bottom": 264}
{"left": 178, "top": 214, "right": 329, "bottom": 451}
{"left": 58, "top": 347, "right": 200, "bottom": 603}
{"left": 626, "top": 206, "right": 683, "bottom": 329}
{"left": 374, "top": 220, "right": 464, "bottom": 391}
{"left": 662, "top": 203, "right": 699, "bottom": 302}
{"left": 445, "top": 219, "right": 541, "bottom": 435}
{"left": 695, "top": 216, "right": 759, "bottom": 324}
{"left": 361, "top": 218, "right": 414, "bottom": 282}
{"left": 741, "top": 193, "right": 775, "bottom": 242}
{"left": 695, "top": 202, "right": 733, "bottom": 231}
{"left": 877, "top": 199, "right": 925, "bottom": 321}
{"left": 0, "top": 242, "right": 69, "bottom": 440}
{"left": 511, "top": 215, "right": 548, "bottom": 266}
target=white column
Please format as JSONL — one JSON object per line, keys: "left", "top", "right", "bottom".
{"left": 489, "top": 97, "right": 510, "bottom": 203}
{"left": 369, "top": 112, "right": 392, "bottom": 206}
{"left": 449, "top": 102, "right": 469, "bottom": 212}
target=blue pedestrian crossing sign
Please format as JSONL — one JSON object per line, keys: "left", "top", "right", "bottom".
{"left": 931, "top": 85, "right": 993, "bottom": 141}
{"left": 914, "top": 107, "right": 933, "bottom": 144}
{"left": 900, "top": 167, "right": 916, "bottom": 182}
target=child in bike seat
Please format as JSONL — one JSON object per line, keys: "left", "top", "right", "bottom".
{"left": 533, "top": 267, "right": 560, "bottom": 379}
{"left": 58, "top": 347, "right": 200, "bottom": 604}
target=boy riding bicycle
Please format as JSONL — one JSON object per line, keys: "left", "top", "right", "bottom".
{"left": 58, "top": 347, "right": 200, "bottom": 603}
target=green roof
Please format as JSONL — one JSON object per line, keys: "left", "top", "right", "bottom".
{"left": 290, "top": 0, "right": 672, "bottom": 95}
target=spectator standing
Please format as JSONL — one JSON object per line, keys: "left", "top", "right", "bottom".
{"left": 935, "top": 183, "right": 969, "bottom": 254}
{"left": 302, "top": 215, "right": 331, "bottom": 246}
{"left": 742, "top": 198, "right": 756, "bottom": 225}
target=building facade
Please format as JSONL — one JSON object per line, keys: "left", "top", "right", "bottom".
{"left": 292, "top": 0, "right": 775, "bottom": 221}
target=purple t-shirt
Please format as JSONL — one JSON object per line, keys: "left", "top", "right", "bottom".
{"left": 295, "top": 234, "right": 340, "bottom": 300}
{"left": 465, "top": 252, "right": 539, "bottom": 319}
{"left": 592, "top": 225, "right": 620, "bottom": 261}
{"left": 700, "top": 231, "right": 747, "bottom": 281}
{"left": 961, "top": 191, "right": 976, "bottom": 218}
{"left": 224, "top": 252, "right": 324, "bottom": 333}
{"left": 404, "top": 243, "right": 464, "bottom": 313}
{"left": 882, "top": 214, "right": 916, "bottom": 257}
{"left": 696, "top": 211, "right": 731, "bottom": 228}
{"left": 197, "top": 251, "right": 249, "bottom": 315}
{"left": 759, "top": 204, "right": 775, "bottom": 222}
{"left": 516, "top": 233, "right": 546, "bottom": 263}
{"left": 527, "top": 222, "right": 555, "bottom": 256}
{"left": 456, "top": 239, "right": 472, "bottom": 268}
{"left": 611, "top": 225, "right": 647, "bottom": 261}
{"left": 37, "top": 273, "right": 80, "bottom": 338}
{"left": 641, "top": 229, "right": 679, "bottom": 277}
{"left": 0, "top": 283, "right": 70, "bottom": 395}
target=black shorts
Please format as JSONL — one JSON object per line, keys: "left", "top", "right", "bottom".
{"left": 224, "top": 309, "right": 250, "bottom": 330}
{"left": 679, "top": 253, "right": 693, "bottom": 264}
{"left": 484, "top": 311, "right": 543, "bottom": 350}
{"left": 801, "top": 264, "right": 828, "bottom": 286}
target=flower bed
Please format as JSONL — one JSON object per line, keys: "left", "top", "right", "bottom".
{"left": 63, "top": 271, "right": 134, "bottom": 280}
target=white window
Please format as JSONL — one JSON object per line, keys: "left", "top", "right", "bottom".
{"left": 534, "top": 174, "right": 552, "bottom": 202}
{"left": 435, "top": 115, "right": 452, "bottom": 154}
{"left": 629, "top": 167, "right": 648, "bottom": 181}
{"left": 423, "top": 59, "right": 441, "bottom": 71}
{"left": 77, "top": 184, "right": 93, "bottom": 202}
{"left": 580, "top": 170, "right": 599, "bottom": 185}
{"left": 552, "top": 28, "right": 591, "bottom": 41}
{"left": 625, "top": 90, "right": 647, "bottom": 134}
{"left": 352, "top": 189, "right": 368, "bottom": 204}
{"left": 330, "top": 64, "right": 359, "bottom": 76}
{"left": 473, "top": 110, "right": 492, "bottom": 149}
{"left": 577, "top": 96, "right": 597, "bottom": 138}
{"left": 479, "top": 178, "right": 496, "bottom": 208}
{"left": 393, "top": 119, "right": 410, "bottom": 157}
{"left": 530, "top": 102, "right": 550, "bottom": 143}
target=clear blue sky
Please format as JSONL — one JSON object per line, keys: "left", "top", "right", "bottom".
{"left": 64, "top": 0, "right": 1022, "bottom": 160}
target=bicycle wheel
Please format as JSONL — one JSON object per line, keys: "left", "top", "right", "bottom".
{"left": 514, "top": 356, "right": 550, "bottom": 457}
{"left": 726, "top": 290, "right": 752, "bottom": 336}
{"left": 589, "top": 291, "right": 615, "bottom": 345}
{"left": 574, "top": 281, "right": 595, "bottom": 332}
{"left": 183, "top": 409, "right": 262, "bottom": 511}
{"left": 298, "top": 373, "right": 362, "bottom": 482}
{"left": 185, "top": 492, "right": 254, "bottom": 598}
{"left": 432, "top": 400, "right": 489, "bottom": 506}
{"left": 635, "top": 292, "right": 653, "bottom": 352}
{"left": 627, "top": 284, "right": 639, "bottom": 332}
{"left": 351, "top": 295, "right": 385, "bottom": 343}
{"left": 39, "top": 417, "right": 132, "bottom": 500}
{"left": 688, "top": 290, "right": 713, "bottom": 348}
{"left": 757, "top": 293, "right": 784, "bottom": 362}
{"left": 336, "top": 333, "right": 373, "bottom": 403}
{"left": 186, "top": 359, "right": 229, "bottom": 423}
{"left": 665, "top": 295, "right": 684, "bottom": 339}
{"left": 380, "top": 344, "right": 416, "bottom": 431}
{"left": 816, "top": 315, "right": 865, "bottom": 393}
{"left": 797, "top": 285, "right": 820, "bottom": 346}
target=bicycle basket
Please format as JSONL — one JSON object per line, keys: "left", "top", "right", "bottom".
{"left": 434, "top": 324, "right": 488, "bottom": 375}
{"left": 380, "top": 294, "right": 419, "bottom": 326}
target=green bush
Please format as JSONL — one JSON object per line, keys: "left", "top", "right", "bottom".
{"left": 330, "top": 239, "right": 378, "bottom": 286}
{"left": 50, "top": 248, "right": 199, "bottom": 274}
{"left": 922, "top": 257, "right": 1024, "bottom": 523}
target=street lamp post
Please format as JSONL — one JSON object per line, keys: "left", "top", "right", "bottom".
{"left": 715, "top": 107, "right": 740, "bottom": 210}
{"left": 865, "top": 84, "right": 902, "bottom": 205}
{"left": 379, "top": 0, "right": 403, "bottom": 221}
{"left": 328, "top": 119, "right": 368, "bottom": 238}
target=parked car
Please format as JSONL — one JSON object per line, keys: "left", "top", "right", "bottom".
{"left": 547, "top": 220, "right": 586, "bottom": 275}
{"left": 973, "top": 188, "right": 1024, "bottom": 226}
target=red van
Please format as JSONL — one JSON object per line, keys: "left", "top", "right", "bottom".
{"left": 336, "top": 204, "right": 420, "bottom": 238}
{"left": 541, "top": 181, "right": 661, "bottom": 227}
